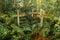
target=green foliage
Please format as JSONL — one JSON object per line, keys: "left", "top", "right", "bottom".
{"left": 0, "top": 0, "right": 60, "bottom": 40}
{"left": 0, "top": 22, "right": 10, "bottom": 40}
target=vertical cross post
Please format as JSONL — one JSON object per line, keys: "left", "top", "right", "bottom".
{"left": 17, "top": 9, "right": 20, "bottom": 26}
{"left": 31, "top": 9, "right": 34, "bottom": 17}
{"left": 40, "top": 9, "right": 45, "bottom": 27}
{"left": 29, "top": 9, "right": 35, "bottom": 17}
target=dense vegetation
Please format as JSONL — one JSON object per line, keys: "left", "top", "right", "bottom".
{"left": 0, "top": 0, "right": 60, "bottom": 40}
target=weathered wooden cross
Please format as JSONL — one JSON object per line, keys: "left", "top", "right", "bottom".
{"left": 11, "top": 9, "right": 25, "bottom": 26}
{"left": 16, "top": 9, "right": 25, "bottom": 26}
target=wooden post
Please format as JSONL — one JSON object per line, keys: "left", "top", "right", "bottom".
{"left": 29, "top": 9, "right": 35, "bottom": 17}
{"left": 40, "top": 9, "right": 45, "bottom": 27}
{"left": 31, "top": 9, "right": 34, "bottom": 17}
{"left": 17, "top": 9, "right": 20, "bottom": 26}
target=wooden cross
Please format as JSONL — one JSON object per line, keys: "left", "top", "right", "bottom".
{"left": 12, "top": 9, "right": 25, "bottom": 26}
{"left": 16, "top": 10, "right": 25, "bottom": 26}
{"left": 29, "top": 9, "right": 36, "bottom": 17}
